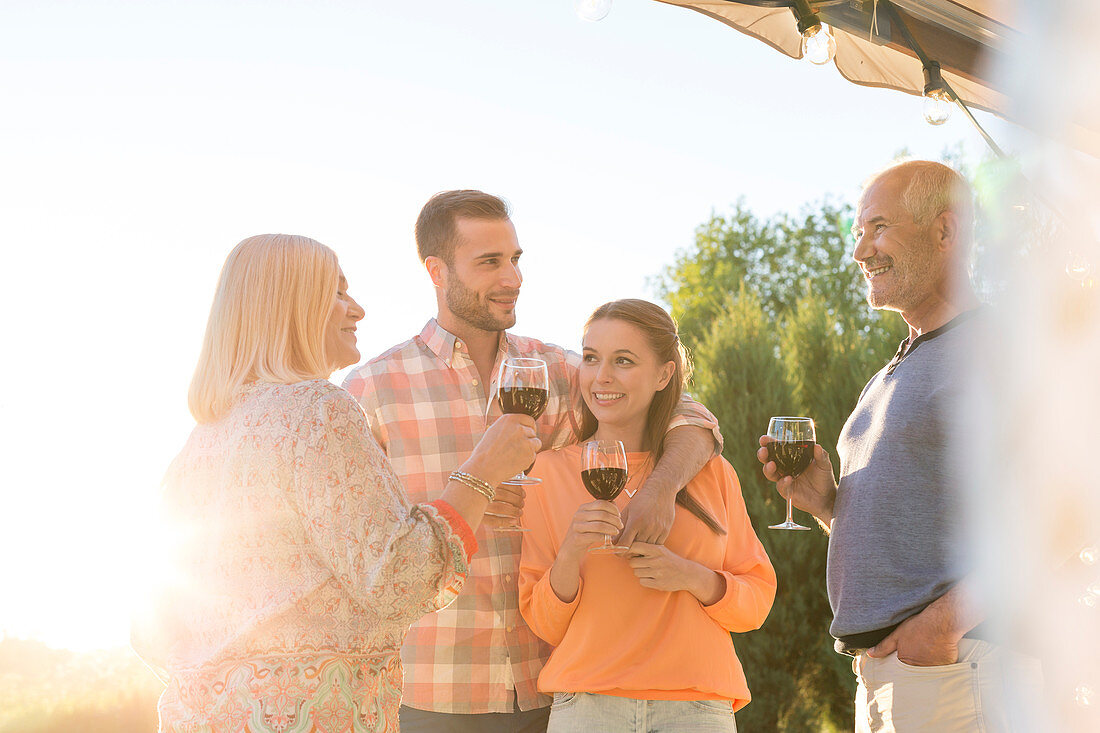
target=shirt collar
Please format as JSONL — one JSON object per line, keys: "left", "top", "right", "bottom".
{"left": 420, "top": 318, "right": 516, "bottom": 369}
{"left": 419, "top": 319, "right": 457, "bottom": 366}
{"left": 886, "top": 306, "right": 983, "bottom": 375}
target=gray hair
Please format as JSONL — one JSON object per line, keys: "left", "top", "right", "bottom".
{"left": 862, "top": 160, "right": 975, "bottom": 242}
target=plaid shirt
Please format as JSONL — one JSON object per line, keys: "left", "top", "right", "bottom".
{"left": 342, "top": 319, "right": 721, "bottom": 714}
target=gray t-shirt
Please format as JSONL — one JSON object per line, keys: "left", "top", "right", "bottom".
{"left": 828, "top": 310, "right": 979, "bottom": 644}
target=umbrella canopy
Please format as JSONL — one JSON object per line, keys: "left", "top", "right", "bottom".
{"left": 655, "top": 1, "right": 1098, "bottom": 156}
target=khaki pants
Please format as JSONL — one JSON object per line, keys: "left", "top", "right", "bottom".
{"left": 853, "top": 639, "right": 1043, "bottom": 732}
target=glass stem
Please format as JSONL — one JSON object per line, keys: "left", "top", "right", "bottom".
{"left": 786, "top": 497, "right": 795, "bottom": 524}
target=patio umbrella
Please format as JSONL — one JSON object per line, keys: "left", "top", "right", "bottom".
{"left": 654, "top": 1, "right": 1100, "bottom": 158}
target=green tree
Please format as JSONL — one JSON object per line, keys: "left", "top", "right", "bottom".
{"left": 656, "top": 201, "right": 905, "bottom": 731}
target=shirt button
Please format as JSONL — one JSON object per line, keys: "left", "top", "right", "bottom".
{"left": 472, "top": 379, "right": 479, "bottom": 386}
{"left": 456, "top": 341, "right": 464, "bottom": 350}
{"left": 505, "top": 574, "right": 512, "bottom": 582}
{"left": 506, "top": 626, "right": 514, "bottom": 633}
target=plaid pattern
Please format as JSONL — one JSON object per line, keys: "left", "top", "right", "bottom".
{"left": 342, "top": 319, "right": 720, "bottom": 714}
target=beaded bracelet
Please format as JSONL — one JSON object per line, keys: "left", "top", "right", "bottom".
{"left": 448, "top": 471, "right": 496, "bottom": 502}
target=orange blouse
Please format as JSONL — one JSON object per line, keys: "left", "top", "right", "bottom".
{"left": 518, "top": 446, "right": 776, "bottom": 711}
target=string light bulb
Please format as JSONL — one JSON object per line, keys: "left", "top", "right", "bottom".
{"left": 575, "top": 0, "right": 612, "bottom": 22}
{"left": 803, "top": 24, "right": 838, "bottom": 65}
{"left": 792, "top": 0, "right": 837, "bottom": 65}
{"left": 923, "top": 89, "right": 953, "bottom": 125}
{"left": 922, "top": 61, "right": 953, "bottom": 125}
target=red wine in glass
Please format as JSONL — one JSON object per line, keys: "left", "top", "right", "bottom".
{"left": 487, "top": 358, "right": 549, "bottom": 533}
{"left": 496, "top": 359, "right": 549, "bottom": 490}
{"left": 766, "top": 440, "right": 815, "bottom": 478}
{"left": 582, "top": 440, "right": 629, "bottom": 553}
{"left": 766, "top": 416, "right": 815, "bottom": 531}
{"left": 499, "top": 386, "right": 549, "bottom": 420}
{"left": 581, "top": 467, "right": 627, "bottom": 501}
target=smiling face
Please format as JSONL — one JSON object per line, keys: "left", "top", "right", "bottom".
{"left": 580, "top": 317, "right": 675, "bottom": 451}
{"left": 323, "top": 269, "right": 365, "bottom": 370}
{"left": 852, "top": 171, "right": 945, "bottom": 315}
{"left": 435, "top": 217, "right": 522, "bottom": 334}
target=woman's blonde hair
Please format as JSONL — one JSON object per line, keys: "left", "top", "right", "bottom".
{"left": 188, "top": 234, "right": 340, "bottom": 423}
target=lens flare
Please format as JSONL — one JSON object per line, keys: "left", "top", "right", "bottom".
{"left": 575, "top": 0, "right": 612, "bottom": 22}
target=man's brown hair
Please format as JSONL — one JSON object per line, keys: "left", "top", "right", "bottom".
{"left": 415, "top": 190, "right": 511, "bottom": 264}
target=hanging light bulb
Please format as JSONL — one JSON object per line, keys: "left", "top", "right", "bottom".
{"left": 792, "top": 0, "right": 836, "bottom": 65}
{"left": 802, "top": 24, "right": 837, "bottom": 65}
{"left": 575, "top": 0, "right": 612, "bottom": 22}
{"left": 923, "top": 88, "right": 953, "bottom": 125}
{"left": 922, "top": 61, "right": 953, "bottom": 125}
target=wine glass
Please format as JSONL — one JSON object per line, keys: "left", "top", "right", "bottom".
{"left": 485, "top": 358, "right": 549, "bottom": 532}
{"left": 581, "top": 440, "right": 629, "bottom": 553}
{"left": 766, "top": 416, "right": 816, "bottom": 531}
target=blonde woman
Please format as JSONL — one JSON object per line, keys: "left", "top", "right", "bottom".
{"left": 132, "top": 234, "right": 539, "bottom": 732}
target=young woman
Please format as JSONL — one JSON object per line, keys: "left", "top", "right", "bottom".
{"left": 131, "top": 234, "right": 539, "bottom": 732}
{"left": 519, "top": 299, "right": 776, "bottom": 732}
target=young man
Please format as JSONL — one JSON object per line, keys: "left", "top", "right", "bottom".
{"left": 757, "top": 161, "right": 1041, "bottom": 731}
{"left": 343, "top": 190, "right": 722, "bottom": 732}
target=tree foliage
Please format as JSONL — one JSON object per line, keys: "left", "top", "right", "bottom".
{"left": 655, "top": 200, "right": 906, "bottom": 731}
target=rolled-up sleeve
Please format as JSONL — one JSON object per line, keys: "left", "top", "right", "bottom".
{"left": 669, "top": 394, "right": 724, "bottom": 458}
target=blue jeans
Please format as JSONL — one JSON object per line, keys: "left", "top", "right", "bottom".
{"left": 546, "top": 692, "right": 737, "bottom": 733}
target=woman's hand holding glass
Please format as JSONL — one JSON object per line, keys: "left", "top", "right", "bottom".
{"left": 562, "top": 501, "right": 625, "bottom": 556}
{"left": 448, "top": 414, "right": 540, "bottom": 527}
{"left": 547, "top": 500, "right": 624, "bottom": 603}
{"left": 465, "top": 413, "right": 541, "bottom": 485}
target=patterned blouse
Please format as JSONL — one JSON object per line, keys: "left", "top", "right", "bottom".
{"left": 132, "top": 379, "right": 475, "bottom": 733}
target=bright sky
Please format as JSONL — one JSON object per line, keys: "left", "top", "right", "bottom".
{"left": 0, "top": 0, "right": 1012, "bottom": 651}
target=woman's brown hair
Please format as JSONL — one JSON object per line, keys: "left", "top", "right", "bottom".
{"left": 580, "top": 299, "right": 725, "bottom": 535}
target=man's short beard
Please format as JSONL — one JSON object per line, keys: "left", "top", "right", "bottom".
{"left": 864, "top": 234, "right": 939, "bottom": 314}
{"left": 866, "top": 291, "right": 900, "bottom": 312}
{"left": 445, "top": 274, "right": 517, "bottom": 332}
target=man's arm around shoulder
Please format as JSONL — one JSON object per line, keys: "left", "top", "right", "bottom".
{"left": 618, "top": 425, "right": 715, "bottom": 546}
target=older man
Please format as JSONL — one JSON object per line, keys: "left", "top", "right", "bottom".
{"left": 344, "top": 190, "right": 721, "bottom": 733}
{"left": 758, "top": 160, "right": 1041, "bottom": 731}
